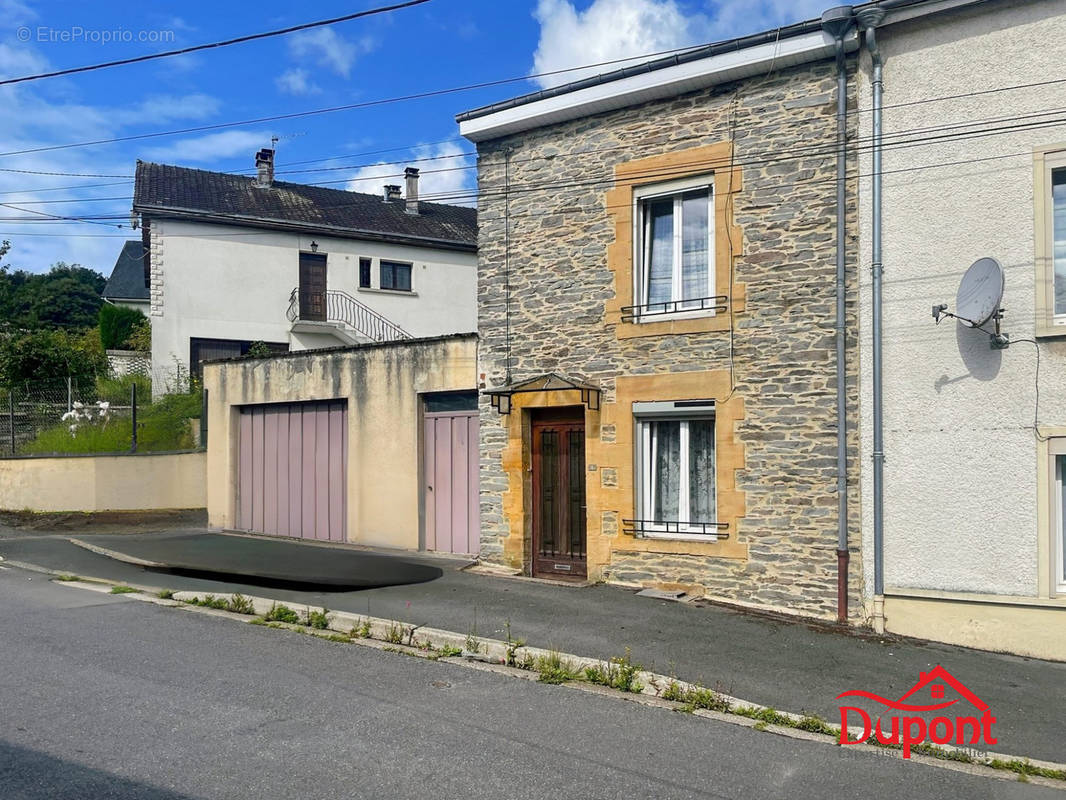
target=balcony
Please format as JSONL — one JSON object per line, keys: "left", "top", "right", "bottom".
{"left": 287, "top": 288, "right": 412, "bottom": 344}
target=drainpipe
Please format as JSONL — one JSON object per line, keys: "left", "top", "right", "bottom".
{"left": 857, "top": 4, "right": 887, "bottom": 634}
{"left": 821, "top": 6, "right": 855, "bottom": 624}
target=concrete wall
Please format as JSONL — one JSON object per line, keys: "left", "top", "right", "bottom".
{"left": 473, "top": 59, "right": 862, "bottom": 620}
{"left": 856, "top": 1, "right": 1066, "bottom": 632}
{"left": 0, "top": 451, "right": 205, "bottom": 512}
{"left": 202, "top": 334, "right": 477, "bottom": 550}
{"left": 148, "top": 218, "right": 477, "bottom": 394}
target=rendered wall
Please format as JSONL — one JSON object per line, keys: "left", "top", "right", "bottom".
{"left": 856, "top": 2, "right": 1066, "bottom": 607}
{"left": 0, "top": 451, "right": 205, "bottom": 512}
{"left": 203, "top": 335, "right": 477, "bottom": 550}
{"left": 148, "top": 218, "right": 477, "bottom": 394}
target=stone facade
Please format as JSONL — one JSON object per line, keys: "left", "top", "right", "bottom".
{"left": 474, "top": 60, "right": 861, "bottom": 620}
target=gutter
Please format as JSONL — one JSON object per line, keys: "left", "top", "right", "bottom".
{"left": 132, "top": 205, "right": 478, "bottom": 254}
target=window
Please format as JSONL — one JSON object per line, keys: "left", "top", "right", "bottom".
{"left": 1035, "top": 149, "right": 1066, "bottom": 335}
{"left": 380, "top": 260, "right": 412, "bottom": 291}
{"left": 359, "top": 257, "right": 372, "bottom": 288}
{"left": 1056, "top": 453, "right": 1066, "bottom": 593}
{"left": 189, "top": 338, "right": 288, "bottom": 379}
{"left": 634, "top": 401, "right": 716, "bottom": 540}
{"left": 635, "top": 177, "right": 714, "bottom": 318}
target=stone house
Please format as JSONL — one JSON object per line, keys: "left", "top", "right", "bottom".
{"left": 458, "top": 20, "right": 862, "bottom": 620}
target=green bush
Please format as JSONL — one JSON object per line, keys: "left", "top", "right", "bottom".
{"left": 99, "top": 304, "right": 148, "bottom": 350}
{"left": 95, "top": 373, "right": 151, "bottom": 402}
{"left": 0, "top": 329, "right": 107, "bottom": 386}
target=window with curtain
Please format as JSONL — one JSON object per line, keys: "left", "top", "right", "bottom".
{"left": 637, "top": 181, "right": 713, "bottom": 317}
{"left": 636, "top": 406, "right": 716, "bottom": 539}
{"left": 380, "top": 260, "right": 412, "bottom": 291}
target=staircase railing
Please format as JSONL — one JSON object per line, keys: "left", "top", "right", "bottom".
{"left": 287, "top": 288, "right": 412, "bottom": 343}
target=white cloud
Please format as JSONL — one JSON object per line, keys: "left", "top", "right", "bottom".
{"left": 0, "top": 0, "right": 36, "bottom": 27}
{"left": 142, "top": 130, "right": 272, "bottom": 163}
{"left": 345, "top": 142, "right": 475, "bottom": 206}
{"left": 114, "top": 94, "right": 221, "bottom": 126}
{"left": 531, "top": 0, "right": 704, "bottom": 89}
{"left": 0, "top": 41, "right": 48, "bottom": 80}
{"left": 707, "top": 0, "right": 828, "bottom": 35}
{"left": 287, "top": 29, "right": 377, "bottom": 78}
{"left": 275, "top": 68, "right": 321, "bottom": 96}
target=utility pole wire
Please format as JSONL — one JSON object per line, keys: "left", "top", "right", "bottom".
{"left": 0, "top": 0, "right": 431, "bottom": 87}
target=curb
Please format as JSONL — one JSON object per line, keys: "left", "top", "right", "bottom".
{"left": 43, "top": 572, "right": 1066, "bottom": 790}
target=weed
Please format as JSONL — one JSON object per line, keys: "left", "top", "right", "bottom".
{"left": 110, "top": 585, "right": 137, "bottom": 594}
{"left": 307, "top": 608, "right": 331, "bottom": 630}
{"left": 536, "top": 651, "right": 578, "bottom": 684}
{"left": 248, "top": 617, "right": 268, "bottom": 626}
{"left": 795, "top": 714, "right": 837, "bottom": 737}
{"left": 733, "top": 706, "right": 793, "bottom": 727}
{"left": 436, "top": 644, "right": 462, "bottom": 658}
{"left": 324, "top": 634, "right": 349, "bottom": 643}
{"left": 585, "top": 649, "right": 644, "bottom": 693}
{"left": 55, "top": 574, "right": 79, "bottom": 582}
{"left": 350, "top": 619, "right": 372, "bottom": 639}
{"left": 264, "top": 603, "right": 300, "bottom": 624}
{"left": 986, "top": 759, "right": 1066, "bottom": 782}
{"left": 416, "top": 639, "right": 434, "bottom": 652}
{"left": 384, "top": 622, "right": 407, "bottom": 644}
{"left": 157, "top": 589, "right": 175, "bottom": 599}
{"left": 227, "top": 594, "right": 255, "bottom": 615}
{"left": 661, "top": 680, "right": 730, "bottom": 712}
{"left": 464, "top": 632, "right": 481, "bottom": 654}
{"left": 754, "top": 721, "right": 769, "bottom": 732}
{"left": 502, "top": 619, "right": 526, "bottom": 667}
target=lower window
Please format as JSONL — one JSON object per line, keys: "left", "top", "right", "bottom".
{"left": 189, "top": 338, "right": 288, "bottom": 379}
{"left": 635, "top": 401, "right": 717, "bottom": 539}
{"left": 1056, "top": 454, "right": 1066, "bottom": 593}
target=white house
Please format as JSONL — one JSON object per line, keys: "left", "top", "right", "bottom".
{"left": 855, "top": 0, "right": 1066, "bottom": 660}
{"left": 131, "top": 149, "right": 477, "bottom": 394}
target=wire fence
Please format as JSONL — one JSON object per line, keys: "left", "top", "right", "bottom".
{"left": 0, "top": 376, "right": 206, "bottom": 458}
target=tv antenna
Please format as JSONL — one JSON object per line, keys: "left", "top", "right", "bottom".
{"left": 932, "top": 257, "right": 1009, "bottom": 349}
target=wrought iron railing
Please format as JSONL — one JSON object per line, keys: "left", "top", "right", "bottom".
{"left": 622, "top": 519, "right": 729, "bottom": 538}
{"left": 621, "top": 294, "right": 728, "bottom": 323}
{"left": 287, "top": 287, "right": 412, "bottom": 343}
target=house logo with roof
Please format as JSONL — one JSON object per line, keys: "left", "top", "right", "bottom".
{"left": 836, "top": 665, "right": 997, "bottom": 758}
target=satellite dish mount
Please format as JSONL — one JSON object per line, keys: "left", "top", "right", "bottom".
{"left": 932, "top": 257, "right": 1009, "bottom": 349}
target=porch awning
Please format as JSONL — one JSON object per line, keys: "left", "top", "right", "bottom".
{"left": 483, "top": 372, "right": 601, "bottom": 414}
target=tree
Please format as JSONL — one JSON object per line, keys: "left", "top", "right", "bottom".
{"left": 0, "top": 329, "right": 107, "bottom": 387}
{"left": 0, "top": 252, "right": 107, "bottom": 332}
{"left": 99, "top": 304, "right": 148, "bottom": 350}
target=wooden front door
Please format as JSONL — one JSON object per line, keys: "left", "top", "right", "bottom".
{"left": 299, "top": 253, "right": 327, "bottom": 321}
{"left": 531, "top": 409, "right": 587, "bottom": 578}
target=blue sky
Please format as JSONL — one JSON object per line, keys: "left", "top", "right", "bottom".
{"left": 0, "top": 0, "right": 824, "bottom": 276}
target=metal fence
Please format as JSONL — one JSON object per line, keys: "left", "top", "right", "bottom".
{"left": 0, "top": 377, "right": 205, "bottom": 457}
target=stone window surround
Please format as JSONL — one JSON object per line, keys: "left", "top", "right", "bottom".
{"left": 492, "top": 369, "right": 748, "bottom": 581}
{"left": 1033, "top": 145, "right": 1066, "bottom": 338}
{"left": 605, "top": 141, "right": 745, "bottom": 340}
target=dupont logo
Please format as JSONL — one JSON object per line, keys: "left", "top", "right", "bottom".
{"left": 836, "top": 665, "right": 997, "bottom": 758}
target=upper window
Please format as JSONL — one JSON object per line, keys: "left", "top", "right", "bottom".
{"left": 359, "top": 257, "right": 372, "bottom": 289}
{"left": 634, "top": 177, "right": 715, "bottom": 320}
{"left": 1052, "top": 168, "right": 1066, "bottom": 318}
{"left": 634, "top": 401, "right": 717, "bottom": 540}
{"left": 380, "top": 260, "right": 412, "bottom": 292}
{"left": 1035, "top": 149, "right": 1066, "bottom": 335}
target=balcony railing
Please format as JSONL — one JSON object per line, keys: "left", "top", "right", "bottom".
{"left": 622, "top": 519, "right": 729, "bottom": 538}
{"left": 621, "top": 294, "right": 728, "bottom": 323}
{"left": 287, "top": 288, "right": 412, "bottom": 343}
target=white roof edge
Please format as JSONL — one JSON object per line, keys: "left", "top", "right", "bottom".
{"left": 460, "top": 29, "right": 858, "bottom": 143}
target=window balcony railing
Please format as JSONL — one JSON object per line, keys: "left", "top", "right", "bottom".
{"left": 622, "top": 519, "right": 729, "bottom": 538}
{"left": 287, "top": 287, "right": 412, "bottom": 343}
{"left": 621, "top": 294, "right": 728, "bottom": 323}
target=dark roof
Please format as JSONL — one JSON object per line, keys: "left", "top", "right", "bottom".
{"left": 102, "top": 240, "right": 148, "bottom": 301}
{"left": 456, "top": 0, "right": 933, "bottom": 124}
{"left": 133, "top": 162, "right": 477, "bottom": 251}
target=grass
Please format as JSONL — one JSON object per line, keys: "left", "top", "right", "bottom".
{"left": 535, "top": 651, "right": 579, "bottom": 684}
{"left": 227, "top": 594, "right": 255, "bottom": 615}
{"left": 584, "top": 649, "right": 644, "bottom": 693}
{"left": 110, "top": 585, "right": 137, "bottom": 594}
{"left": 435, "top": 644, "right": 462, "bottom": 658}
{"left": 20, "top": 389, "right": 202, "bottom": 455}
{"left": 307, "top": 608, "right": 331, "bottom": 630}
{"left": 264, "top": 603, "right": 300, "bottom": 624}
{"left": 384, "top": 622, "right": 407, "bottom": 644}
{"left": 157, "top": 589, "right": 175, "bottom": 599}
{"left": 349, "top": 619, "right": 372, "bottom": 639}
{"left": 662, "top": 681, "right": 731, "bottom": 712}
{"left": 55, "top": 574, "right": 79, "bottom": 582}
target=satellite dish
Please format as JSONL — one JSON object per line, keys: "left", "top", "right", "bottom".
{"left": 955, "top": 257, "right": 1004, "bottom": 328}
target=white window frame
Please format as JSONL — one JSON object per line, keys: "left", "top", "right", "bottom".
{"left": 1055, "top": 450, "right": 1066, "bottom": 594}
{"left": 634, "top": 400, "right": 717, "bottom": 542}
{"left": 1035, "top": 148, "right": 1066, "bottom": 335}
{"left": 632, "top": 174, "right": 715, "bottom": 323}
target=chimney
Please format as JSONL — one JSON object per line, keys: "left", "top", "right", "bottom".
{"left": 383, "top": 184, "right": 402, "bottom": 203}
{"left": 255, "top": 148, "right": 274, "bottom": 188}
{"left": 404, "top": 167, "right": 420, "bottom": 215}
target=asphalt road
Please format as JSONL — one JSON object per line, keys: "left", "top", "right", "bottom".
{"left": 0, "top": 565, "right": 1055, "bottom": 800}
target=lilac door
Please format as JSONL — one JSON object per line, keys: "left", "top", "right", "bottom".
{"left": 237, "top": 400, "right": 347, "bottom": 541}
{"left": 423, "top": 410, "right": 480, "bottom": 555}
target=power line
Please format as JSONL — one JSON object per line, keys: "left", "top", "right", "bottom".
{"left": 0, "top": 1, "right": 431, "bottom": 87}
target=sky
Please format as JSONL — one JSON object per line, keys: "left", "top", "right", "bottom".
{"left": 0, "top": 0, "right": 827, "bottom": 277}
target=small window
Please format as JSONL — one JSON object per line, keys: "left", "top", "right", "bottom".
{"left": 424, "top": 391, "right": 478, "bottom": 413}
{"left": 635, "top": 178, "right": 714, "bottom": 319}
{"left": 1055, "top": 453, "right": 1066, "bottom": 593}
{"left": 359, "top": 257, "right": 372, "bottom": 289}
{"left": 634, "top": 401, "right": 716, "bottom": 540}
{"left": 1052, "top": 168, "right": 1066, "bottom": 319}
{"left": 1035, "top": 149, "right": 1066, "bottom": 334}
{"left": 380, "top": 260, "right": 412, "bottom": 292}
{"left": 189, "top": 338, "right": 288, "bottom": 379}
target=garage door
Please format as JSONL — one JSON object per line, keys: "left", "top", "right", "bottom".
{"left": 423, "top": 393, "right": 479, "bottom": 555}
{"left": 237, "top": 400, "right": 347, "bottom": 541}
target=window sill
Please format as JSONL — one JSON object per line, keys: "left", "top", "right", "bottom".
{"left": 642, "top": 530, "right": 719, "bottom": 543}
{"left": 357, "top": 287, "right": 419, "bottom": 298}
{"left": 1034, "top": 321, "right": 1066, "bottom": 339}
{"left": 633, "top": 309, "right": 716, "bottom": 324}
{"left": 614, "top": 312, "right": 733, "bottom": 339}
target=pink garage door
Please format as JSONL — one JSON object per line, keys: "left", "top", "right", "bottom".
{"left": 237, "top": 400, "right": 347, "bottom": 541}
{"left": 423, "top": 410, "right": 480, "bottom": 555}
